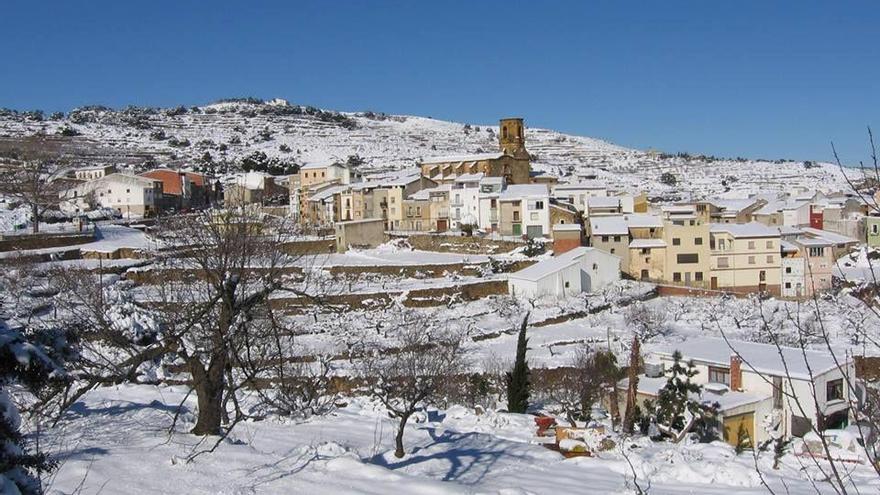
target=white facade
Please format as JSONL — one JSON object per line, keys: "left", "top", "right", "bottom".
{"left": 781, "top": 256, "right": 805, "bottom": 298}
{"left": 783, "top": 201, "right": 811, "bottom": 226}
{"left": 508, "top": 247, "right": 620, "bottom": 299}
{"left": 649, "top": 337, "right": 856, "bottom": 444}
{"left": 450, "top": 174, "right": 482, "bottom": 229}
{"left": 62, "top": 173, "right": 163, "bottom": 217}
{"left": 501, "top": 184, "right": 551, "bottom": 239}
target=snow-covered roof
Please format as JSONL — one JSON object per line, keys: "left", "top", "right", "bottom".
{"left": 649, "top": 336, "right": 848, "bottom": 381}
{"left": 622, "top": 214, "right": 663, "bottom": 229}
{"left": 800, "top": 227, "right": 859, "bottom": 245}
{"left": 301, "top": 162, "right": 346, "bottom": 171}
{"left": 420, "top": 152, "right": 505, "bottom": 164}
{"left": 552, "top": 224, "right": 583, "bottom": 232}
{"left": 619, "top": 374, "right": 770, "bottom": 412}
{"left": 480, "top": 176, "right": 504, "bottom": 186}
{"left": 498, "top": 184, "right": 549, "bottom": 200}
{"left": 508, "top": 247, "right": 617, "bottom": 282}
{"left": 553, "top": 181, "right": 606, "bottom": 191}
{"left": 629, "top": 239, "right": 667, "bottom": 249}
{"left": 589, "top": 217, "right": 628, "bottom": 236}
{"left": 710, "top": 222, "right": 779, "bottom": 238}
{"left": 704, "top": 198, "right": 761, "bottom": 213}
{"left": 587, "top": 196, "right": 622, "bottom": 208}
{"left": 780, "top": 240, "right": 800, "bottom": 252}
{"left": 454, "top": 173, "right": 485, "bottom": 183}
{"left": 309, "top": 184, "right": 348, "bottom": 202}
{"left": 661, "top": 205, "right": 696, "bottom": 214}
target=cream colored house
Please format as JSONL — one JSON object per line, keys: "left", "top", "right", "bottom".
{"left": 708, "top": 223, "right": 781, "bottom": 296}
{"left": 660, "top": 205, "right": 711, "bottom": 287}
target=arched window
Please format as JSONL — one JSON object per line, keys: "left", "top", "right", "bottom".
{"left": 502, "top": 126, "right": 508, "bottom": 140}
{"left": 518, "top": 125, "right": 523, "bottom": 139}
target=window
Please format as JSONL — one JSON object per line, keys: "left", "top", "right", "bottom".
{"left": 126, "top": 188, "right": 130, "bottom": 193}
{"left": 873, "top": 224, "right": 879, "bottom": 235}
{"left": 695, "top": 237, "right": 703, "bottom": 245}
{"left": 673, "top": 272, "right": 682, "bottom": 282}
{"left": 766, "top": 255, "right": 774, "bottom": 263}
{"left": 748, "top": 256, "right": 756, "bottom": 265}
{"left": 416, "top": 207, "right": 421, "bottom": 216}
{"left": 613, "top": 235, "right": 621, "bottom": 242}
{"left": 766, "top": 240, "right": 773, "bottom": 249}
{"left": 809, "top": 247, "right": 824, "bottom": 257}
{"left": 695, "top": 271, "right": 703, "bottom": 282}
{"left": 717, "top": 257, "right": 729, "bottom": 268}
{"left": 785, "top": 266, "right": 792, "bottom": 274}
{"left": 602, "top": 235, "right": 609, "bottom": 242}
{"left": 677, "top": 253, "right": 699, "bottom": 264}
{"left": 785, "top": 282, "right": 791, "bottom": 289}
{"left": 530, "top": 212, "right": 538, "bottom": 221}
{"left": 748, "top": 241, "right": 756, "bottom": 250}
{"left": 592, "top": 263, "right": 598, "bottom": 270}
{"left": 718, "top": 239, "right": 726, "bottom": 250}
{"left": 672, "top": 238, "right": 681, "bottom": 246}
{"left": 564, "top": 281, "right": 570, "bottom": 288}
{"left": 708, "top": 366, "right": 730, "bottom": 385}
{"left": 827, "top": 379, "right": 844, "bottom": 401}
{"left": 528, "top": 200, "right": 544, "bottom": 210}
{"left": 610, "top": 248, "right": 616, "bottom": 254}
{"left": 641, "top": 248, "right": 650, "bottom": 255}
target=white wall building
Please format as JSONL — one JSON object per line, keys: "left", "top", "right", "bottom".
{"left": 500, "top": 184, "right": 551, "bottom": 239}
{"left": 551, "top": 181, "right": 607, "bottom": 211}
{"left": 450, "top": 173, "right": 483, "bottom": 229}
{"left": 62, "top": 173, "right": 163, "bottom": 217}
{"left": 508, "top": 247, "right": 620, "bottom": 299}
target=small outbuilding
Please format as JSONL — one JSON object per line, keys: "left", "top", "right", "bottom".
{"left": 508, "top": 247, "right": 620, "bottom": 299}
{"left": 334, "top": 218, "right": 387, "bottom": 253}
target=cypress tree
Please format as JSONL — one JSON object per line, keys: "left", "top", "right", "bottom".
{"left": 506, "top": 313, "right": 530, "bottom": 413}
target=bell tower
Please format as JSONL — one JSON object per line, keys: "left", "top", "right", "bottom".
{"left": 499, "top": 117, "right": 528, "bottom": 159}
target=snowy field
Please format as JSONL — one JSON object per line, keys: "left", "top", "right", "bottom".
{"left": 46, "top": 384, "right": 878, "bottom": 495}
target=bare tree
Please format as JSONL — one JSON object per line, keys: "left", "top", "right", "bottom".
{"left": 543, "top": 345, "right": 620, "bottom": 427}
{"left": 50, "top": 207, "right": 327, "bottom": 445}
{"left": 358, "top": 307, "right": 467, "bottom": 458}
{"left": 0, "top": 139, "right": 68, "bottom": 234}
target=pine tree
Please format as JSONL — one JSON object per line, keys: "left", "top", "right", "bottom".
{"left": 655, "top": 350, "right": 701, "bottom": 433}
{"left": 506, "top": 313, "right": 530, "bottom": 413}
{"left": 1, "top": 320, "right": 72, "bottom": 494}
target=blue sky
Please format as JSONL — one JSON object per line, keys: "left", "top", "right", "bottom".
{"left": 3, "top": 1, "right": 878, "bottom": 163}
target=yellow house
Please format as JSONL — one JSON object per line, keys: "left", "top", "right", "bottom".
{"left": 660, "top": 206, "right": 711, "bottom": 287}
{"left": 709, "top": 223, "right": 782, "bottom": 295}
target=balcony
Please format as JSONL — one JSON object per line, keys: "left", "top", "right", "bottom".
{"left": 450, "top": 199, "right": 465, "bottom": 208}
{"left": 489, "top": 209, "right": 498, "bottom": 222}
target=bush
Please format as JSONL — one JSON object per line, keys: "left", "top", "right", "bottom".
{"left": 522, "top": 238, "right": 546, "bottom": 257}
{"left": 659, "top": 172, "right": 677, "bottom": 186}
{"left": 58, "top": 126, "right": 80, "bottom": 137}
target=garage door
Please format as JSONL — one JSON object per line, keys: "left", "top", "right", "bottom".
{"left": 723, "top": 412, "right": 755, "bottom": 449}
{"left": 526, "top": 225, "right": 543, "bottom": 239}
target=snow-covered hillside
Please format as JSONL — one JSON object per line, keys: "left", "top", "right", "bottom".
{"left": 0, "top": 99, "right": 856, "bottom": 199}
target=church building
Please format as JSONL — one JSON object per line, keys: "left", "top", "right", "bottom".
{"left": 419, "top": 118, "right": 531, "bottom": 185}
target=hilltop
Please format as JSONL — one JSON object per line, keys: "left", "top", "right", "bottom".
{"left": 0, "top": 98, "right": 853, "bottom": 199}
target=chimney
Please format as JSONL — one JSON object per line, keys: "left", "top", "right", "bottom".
{"left": 730, "top": 355, "right": 743, "bottom": 391}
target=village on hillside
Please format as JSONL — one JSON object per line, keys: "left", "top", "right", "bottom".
{"left": 2, "top": 115, "right": 880, "bottom": 494}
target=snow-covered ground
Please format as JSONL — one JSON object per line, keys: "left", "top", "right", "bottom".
{"left": 46, "top": 384, "right": 877, "bottom": 495}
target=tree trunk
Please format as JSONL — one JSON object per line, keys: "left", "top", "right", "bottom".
{"left": 608, "top": 383, "right": 621, "bottom": 429}
{"left": 394, "top": 412, "right": 412, "bottom": 458}
{"left": 31, "top": 203, "right": 39, "bottom": 234}
{"left": 623, "top": 336, "right": 641, "bottom": 434}
{"left": 189, "top": 355, "right": 227, "bottom": 436}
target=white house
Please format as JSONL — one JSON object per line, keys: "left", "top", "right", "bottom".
{"left": 477, "top": 176, "right": 505, "bottom": 232}
{"left": 500, "top": 184, "right": 551, "bottom": 239}
{"left": 551, "top": 181, "right": 608, "bottom": 211}
{"left": 638, "top": 337, "right": 857, "bottom": 446}
{"left": 507, "top": 247, "right": 620, "bottom": 299}
{"left": 62, "top": 173, "right": 163, "bottom": 217}
{"left": 450, "top": 173, "right": 483, "bottom": 229}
